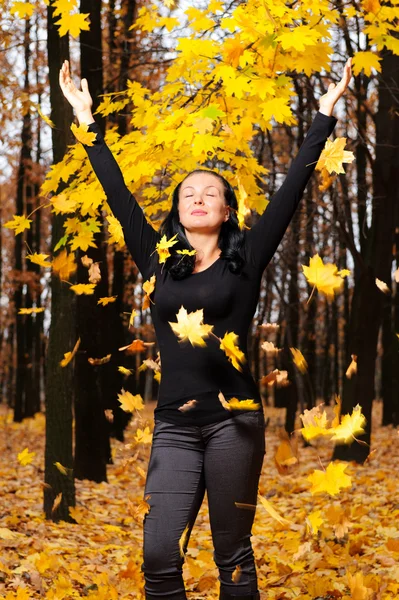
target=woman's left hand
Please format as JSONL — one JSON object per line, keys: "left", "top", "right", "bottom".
{"left": 319, "top": 57, "right": 352, "bottom": 115}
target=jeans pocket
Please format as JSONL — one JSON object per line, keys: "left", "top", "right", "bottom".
{"left": 234, "top": 410, "right": 265, "bottom": 429}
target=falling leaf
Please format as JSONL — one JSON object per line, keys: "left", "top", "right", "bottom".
{"left": 70, "top": 283, "right": 96, "bottom": 295}
{"left": 219, "top": 331, "right": 246, "bottom": 371}
{"left": 59, "top": 337, "right": 81, "bottom": 367}
{"left": 302, "top": 254, "right": 349, "bottom": 300}
{"left": 98, "top": 296, "right": 118, "bottom": 306}
{"left": 119, "top": 339, "right": 153, "bottom": 353}
{"left": 179, "top": 522, "right": 190, "bottom": 558}
{"left": 118, "top": 366, "right": 134, "bottom": 376}
{"left": 178, "top": 399, "right": 198, "bottom": 412}
{"left": 261, "top": 341, "right": 280, "bottom": 355}
{"left": 26, "top": 252, "right": 52, "bottom": 268}
{"left": 52, "top": 249, "right": 77, "bottom": 280}
{"left": 232, "top": 565, "right": 242, "bottom": 583}
{"left": 10, "top": 1, "right": 34, "bottom": 18}
{"left": 153, "top": 233, "right": 179, "bottom": 264}
{"left": 3, "top": 214, "right": 32, "bottom": 235}
{"left": 53, "top": 462, "right": 73, "bottom": 476}
{"left": 134, "top": 427, "right": 153, "bottom": 444}
{"left": 260, "top": 369, "right": 289, "bottom": 387}
{"left": 346, "top": 354, "right": 357, "bottom": 378}
{"left": 51, "top": 492, "right": 63, "bottom": 514}
{"left": 307, "top": 461, "right": 352, "bottom": 496}
{"left": 329, "top": 404, "right": 367, "bottom": 444}
{"left": 70, "top": 122, "right": 97, "bottom": 146}
{"left": 274, "top": 430, "right": 299, "bottom": 475}
{"left": 375, "top": 278, "right": 391, "bottom": 294}
{"left": 104, "top": 410, "right": 114, "bottom": 423}
{"left": 18, "top": 307, "right": 45, "bottom": 315}
{"left": 129, "top": 308, "right": 139, "bottom": 327}
{"left": 257, "top": 494, "right": 292, "bottom": 525}
{"left": 290, "top": 347, "right": 308, "bottom": 373}
{"left": 117, "top": 389, "right": 144, "bottom": 412}
{"left": 306, "top": 510, "right": 324, "bottom": 535}
{"left": 87, "top": 354, "right": 112, "bottom": 365}
{"left": 36, "top": 104, "right": 55, "bottom": 128}
{"left": 315, "top": 136, "right": 355, "bottom": 174}
{"left": 169, "top": 305, "right": 214, "bottom": 347}
{"left": 17, "top": 448, "right": 36, "bottom": 466}
{"left": 142, "top": 274, "right": 156, "bottom": 309}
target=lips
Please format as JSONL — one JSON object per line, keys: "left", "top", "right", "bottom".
{"left": 191, "top": 210, "right": 207, "bottom": 215}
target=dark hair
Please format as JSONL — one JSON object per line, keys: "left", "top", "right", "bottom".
{"left": 156, "top": 169, "right": 245, "bottom": 280}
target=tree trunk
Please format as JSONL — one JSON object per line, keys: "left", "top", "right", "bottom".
{"left": 44, "top": 4, "right": 76, "bottom": 522}
{"left": 333, "top": 47, "right": 399, "bottom": 463}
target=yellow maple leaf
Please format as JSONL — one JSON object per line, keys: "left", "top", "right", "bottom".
{"left": 352, "top": 50, "right": 382, "bottom": 77}
{"left": 69, "top": 283, "right": 96, "bottom": 295}
{"left": 18, "top": 307, "right": 45, "bottom": 315}
{"left": 26, "top": 252, "right": 52, "bottom": 268}
{"left": 302, "top": 254, "right": 350, "bottom": 300}
{"left": 117, "top": 388, "right": 144, "bottom": 412}
{"left": 70, "top": 122, "right": 97, "bottom": 146}
{"left": 179, "top": 522, "right": 190, "bottom": 558}
{"left": 36, "top": 103, "right": 55, "bottom": 128}
{"left": 315, "top": 137, "right": 355, "bottom": 174}
{"left": 306, "top": 510, "right": 324, "bottom": 535}
{"left": 10, "top": 1, "right": 34, "bottom": 18}
{"left": 176, "top": 249, "right": 197, "bottom": 256}
{"left": 169, "top": 305, "right": 214, "bottom": 347}
{"left": 219, "top": 331, "right": 246, "bottom": 371}
{"left": 53, "top": 462, "right": 73, "bottom": 476}
{"left": 257, "top": 494, "right": 292, "bottom": 525}
{"left": 134, "top": 426, "right": 153, "bottom": 444}
{"left": 223, "top": 397, "right": 261, "bottom": 411}
{"left": 290, "top": 347, "right": 308, "bottom": 373}
{"left": 300, "top": 404, "right": 331, "bottom": 441}
{"left": 69, "top": 228, "right": 97, "bottom": 252}
{"left": 129, "top": 308, "right": 138, "bottom": 327}
{"left": 51, "top": 192, "right": 78, "bottom": 214}
{"left": 118, "top": 366, "right": 133, "bottom": 376}
{"left": 17, "top": 447, "right": 36, "bottom": 466}
{"left": 3, "top": 214, "right": 32, "bottom": 235}
{"left": 307, "top": 461, "right": 352, "bottom": 496}
{"left": 97, "top": 295, "right": 118, "bottom": 306}
{"left": 59, "top": 337, "right": 81, "bottom": 367}
{"left": 106, "top": 214, "right": 125, "bottom": 249}
{"left": 52, "top": 249, "right": 77, "bottom": 280}
{"left": 142, "top": 274, "right": 156, "bottom": 310}
{"left": 153, "top": 233, "right": 179, "bottom": 264}
{"left": 329, "top": 404, "right": 366, "bottom": 444}
{"left": 55, "top": 11, "right": 90, "bottom": 38}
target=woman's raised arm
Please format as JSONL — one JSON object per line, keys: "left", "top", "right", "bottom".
{"left": 245, "top": 58, "right": 352, "bottom": 274}
{"left": 59, "top": 60, "right": 160, "bottom": 278}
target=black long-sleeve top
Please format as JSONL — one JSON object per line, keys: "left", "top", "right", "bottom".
{"left": 83, "top": 111, "right": 337, "bottom": 425}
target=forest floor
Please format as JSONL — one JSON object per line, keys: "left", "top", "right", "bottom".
{"left": 0, "top": 400, "right": 398, "bottom": 600}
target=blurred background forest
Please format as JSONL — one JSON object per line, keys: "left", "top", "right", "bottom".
{"left": 0, "top": 0, "right": 398, "bottom": 522}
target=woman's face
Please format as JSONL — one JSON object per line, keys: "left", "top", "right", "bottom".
{"left": 178, "top": 172, "right": 230, "bottom": 234}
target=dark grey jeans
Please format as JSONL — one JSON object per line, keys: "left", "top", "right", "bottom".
{"left": 141, "top": 410, "right": 266, "bottom": 599}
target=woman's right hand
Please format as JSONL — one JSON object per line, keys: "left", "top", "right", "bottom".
{"left": 59, "top": 59, "right": 93, "bottom": 118}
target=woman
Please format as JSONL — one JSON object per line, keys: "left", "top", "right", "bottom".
{"left": 59, "top": 57, "right": 352, "bottom": 600}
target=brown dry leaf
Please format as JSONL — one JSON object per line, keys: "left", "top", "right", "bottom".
{"left": 346, "top": 354, "right": 357, "bottom": 378}
{"left": 375, "top": 277, "right": 391, "bottom": 294}
{"left": 178, "top": 399, "right": 198, "bottom": 412}
{"left": 80, "top": 254, "right": 93, "bottom": 267}
{"left": 232, "top": 565, "right": 242, "bottom": 583}
{"left": 261, "top": 340, "right": 280, "bottom": 355}
{"left": 88, "top": 353, "right": 112, "bottom": 365}
{"left": 274, "top": 429, "right": 299, "bottom": 475}
{"left": 51, "top": 492, "right": 63, "bottom": 514}
{"left": 119, "top": 339, "right": 154, "bottom": 353}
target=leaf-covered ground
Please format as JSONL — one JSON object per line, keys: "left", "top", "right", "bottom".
{"left": 0, "top": 401, "right": 398, "bottom": 599}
